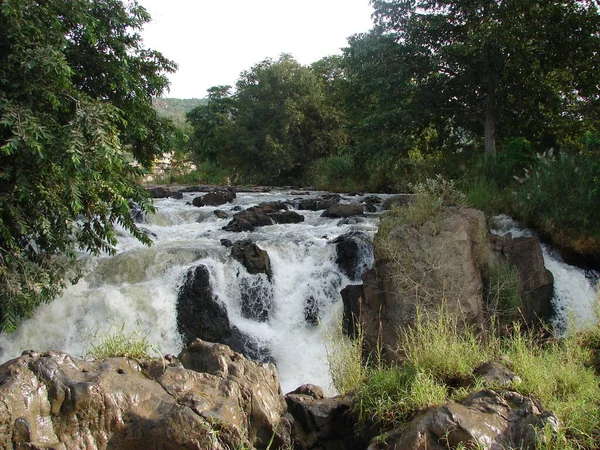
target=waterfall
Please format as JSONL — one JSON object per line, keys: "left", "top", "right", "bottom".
{"left": 0, "top": 191, "right": 380, "bottom": 395}
{"left": 492, "top": 215, "right": 599, "bottom": 333}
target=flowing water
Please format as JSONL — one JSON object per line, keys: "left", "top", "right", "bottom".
{"left": 0, "top": 191, "right": 382, "bottom": 395}
{"left": 0, "top": 198, "right": 597, "bottom": 395}
{"left": 492, "top": 215, "right": 599, "bottom": 333}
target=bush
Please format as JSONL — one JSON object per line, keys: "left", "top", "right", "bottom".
{"left": 312, "top": 153, "right": 359, "bottom": 192}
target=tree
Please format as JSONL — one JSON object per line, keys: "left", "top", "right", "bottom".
{"left": 0, "top": 0, "right": 176, "bottom": 331}
{"left": 187, "top": 54, "right": 347, "bottom": 184}
{"left": 371, "top": 0, "right": 600, "bottom": 156}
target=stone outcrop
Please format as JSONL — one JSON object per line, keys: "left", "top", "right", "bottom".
{"left": 490, "top": 234, "right": 554, "bottom": 324}
{"left": 369, "top": 389, "right": 559, "bottom": 450}
{"left": 346, "top": 208, "right": 487, "bottom": 359}
{"left": 231, "top": 239, "right": 272, "bottom": 279}
{"left": 192, "top": 188, "right": 236, "bottom": 207}
{"left": 176, "top": 264, "right": 270, "bottom": 362}
{"left": 0, "top": 341, "right": 289, "bottom": 450}
{"left": 321, "top": 203, "right": 364, "bottom": 219}
{"left": 382, "top": 194, "right": 415, "bottom": 210}
{"left": 331, "top": 231, "right": 373, "bottom": 281}
{"left": 223, "top": 202, "right": 304, "bottom": 232}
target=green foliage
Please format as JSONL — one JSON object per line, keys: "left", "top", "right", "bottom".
{"left": 0, "top": 0, "right": 175, "bottom": 331}
{"left": 370, "top": 0, "right": 600, "bottom": 156}
{"left": 322, "top": 317, "right": 366, "bottom": 395}
{"left": 483, "top": 260, "right": 523, "bottom": 323}
{"left": 312, "top": 153, "right": 359, "bottom": 192}
{"left": 84, "top": 324, "right": 160, "bottom": 360}
{"left": 512, "top": 151, "right": 600, "bottom": 254}
{"left": 186, "top": 54, "right": 347, "bottom": 185}
{"left": 154, "top": 98, "right": 207, "bottom": 128}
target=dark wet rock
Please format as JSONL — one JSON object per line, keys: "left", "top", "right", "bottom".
{"left": 176, "top": 264, "right": 271, "bottom": 362}
{"left": 382, "top": 194, "right": 416, "bottom": 210}
{"left": 304, "top": 296, "right": 320, "bottom": 326}
{"left": 268, "top": 210, "right": 305, "bottom": 224}
{"left": 177, "top": 184, "right": 218, "bottom": 193}
{"left": 337, "top": 217, "right": 365, "bottom": 226}
{"left": 214, "top": 209, "right": 229, "bottom": 219}
{"left": 370, "top": 389, "right": 559, "bottom": 450}
{"left": 220, "top": 238, "right": 233, "bottom": 248}
{"left": 223, "top": 202, "right": 299, "bottom": 232}
{"left": 290, "top": 190, "right": 310, "bottom": 196}
{"left": 232, "top": 206, "right": 243, "bottom": 211}
{"left": 341, "top": 284, "right": 364, "bottom": 340}
{"left": 364, "top": 195, "right": 382, "bottom": 204}
{"left": 138, "top": 227, "right": 157, "bottom": 240}
{"left": 231, "top": 240, "right": 274, "bottom": 322}
{"left": 231, "top": 239, "right": 272, "bottom": 278}
{"left": 192, "top": 188, "right": 236, "bottom": 207}
{"left": 286, "top": 393, "right": 366, "bottom": 450}
{"left": 146, "top": 186, "right": 182, "bottom": 199}
{"left": 298, "top": 194, "right": 342, "bottom": 211}
{"left": 169, "top": 191, "right": 184, "bottom": 199}
{"left": 364, "top": 201, "right": 378, "bottom": 213}
{"left": 0, "top": 342, "right": 288, "bottom": 450}
{"left": 321, "top": 203, "right": 364, "bottom": 218}
{"left": 331, "top": 231, "right": 373, "bottom": 281}
{"left": 490, "top": 234, "right": 554, "bottom": 325}
{"left": 129, "top": 200, "right": 146, "bottom": 223}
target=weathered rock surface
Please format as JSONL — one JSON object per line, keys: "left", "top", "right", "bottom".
{"left": 176, "top": 264, "right": 270, "bottom": 362}
{"left": 331, "top": 231, "right": 373, "bottom": 281}
{"left": 223, "top": 202, "right": 303, "bottom": 232}
{"left": 192, "top": 188, "right": 236, "bottom": 207}
{"left": 321, "top": 203, "right": 364, "bottom": 218}
{"left": 231, "top": 239, "right": 272, "bottom": 278}
{"left": 369, "top": 389, "right": 559, "bottom": 450}
{"left": 0, "top": 341, "right": 289, "bottom": 450}
{"left": 214, "top": 209, "right": 229, "bottom": 219}
{"left": 348, "top": 208, "right": 487, "bottom": 359}
{"left": 490, "top": 234, "right": 554, "bottom": 324}
{"left": 382, "top": 194, "right": 415, "bottom": 210}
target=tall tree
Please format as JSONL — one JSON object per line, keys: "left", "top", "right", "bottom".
{"left": 0, "top": 0, "right": 176, "bottom": 330}
{"left": 371, "top": 0, "right": 600, "bottom": 156}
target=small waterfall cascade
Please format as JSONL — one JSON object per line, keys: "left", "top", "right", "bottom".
{"left": 0, "top": 191, "right": 381, "bottom": 395}
{"left": 492, "top": 215, "right": 599, "bottom": 333}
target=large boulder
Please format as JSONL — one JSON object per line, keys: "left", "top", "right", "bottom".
{"left": 490, "top": 234, "right": 554, "bottom": 325}
{"left": 176, "top": 264, "right": 270, "bottom": 362}
{"left": 147, "top": 186, "right": 183, "bottom": 199}
{"left": 0, "top": 343, "right": 289, "bottom": 450}
{"left": 348, "top": 208, "right": 487, "bottom": 360}
{"left": 331, "top": 231, "right": 373, "bottom": 281}
{"left": 321, "top": 203, "right": 364, "bottom": 219}
{"left": 223, "top": 202, "right": 303, "bottom": 232}
{"left": 369, "top": 389, "right": 559, "bottom": 450}
{"left": 231, "top": 240, "right": 274, "bottom": 322}
{"left": 192, "top": 188, "right": 236, "bottom": 207}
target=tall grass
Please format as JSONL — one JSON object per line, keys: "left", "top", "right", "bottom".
{"left": 84, "top": 324, "right": 160, "bottom": 360}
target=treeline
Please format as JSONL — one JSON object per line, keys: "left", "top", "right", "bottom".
{"left": 180, "top": 0, "right": 599, "bottom": 192}
{"left": 177, "top": 0, "right": 600, "bottom": 264}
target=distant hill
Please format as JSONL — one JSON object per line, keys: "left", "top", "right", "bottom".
{"left": 153, "top": 97, "right": 207, "bottom": 127}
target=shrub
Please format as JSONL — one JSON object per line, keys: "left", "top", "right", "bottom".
{"left": 483, "top": 259, "right": 523, "bottom": 323}
{"left": 312, "top": 153, "right": 359, "bottom": 192}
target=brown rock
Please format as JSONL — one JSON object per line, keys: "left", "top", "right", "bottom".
{"left": 321, "top": 203, "right": 364, "bottom": 218}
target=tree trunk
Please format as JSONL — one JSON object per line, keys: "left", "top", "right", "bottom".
{"left": 484, "top": 96, "right": 497, "bottom": 157}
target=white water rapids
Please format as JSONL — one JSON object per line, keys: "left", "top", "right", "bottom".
{"left": 0, "top": 191, "right": 381, "bottom": 395}
{"left": 0, "top": 197, "right": 596, "bottom": 395}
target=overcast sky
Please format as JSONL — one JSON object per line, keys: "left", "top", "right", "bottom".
{"left": 137, "top": 0, "right": 374, "bottom": 99}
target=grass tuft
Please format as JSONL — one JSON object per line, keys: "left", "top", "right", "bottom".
{"left": 84, "top": 323, "right": 160, "bottom": 360}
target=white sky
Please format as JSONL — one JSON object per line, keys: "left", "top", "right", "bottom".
{"left": 137, "top": 0, "right": 374, "bottom": 99}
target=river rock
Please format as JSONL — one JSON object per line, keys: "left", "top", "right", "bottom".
{"left": 214, "top": 209, "right": 229, "bottom": 219}
{"left": 490, "top": 234, "right": 554, "bottom": 325}
{"left": 0, "top": 342, "right": 289, "bottom": 450}
{"left": 349, "top": 208, "right": 487, "bottom": 361}
{"left": 321, "top": 203, "right": 364, "bottom": 218}
{"left": 298, "top": 194, "right": 342, "bottom": 211}
{"left": 231, "top": 239, "right": 272, "bottom": 278}
{"left": 269, "top": 210, "right": 305, "bottom": 224}
{"left": 223, "top": 202, "right": 302, "bottom": 232}
{"left": 341, "top": 284, "right": 364, "bottom": 340}
{"left": 192, "top": 188, "right": 236, "bottom": 207}
{"left": 382, "top": 194, "right": 415, "bottom": 210}
{"left": 331, "top": 231, "right": 373, "bottom": 281}
{"left": 369, "top": 389, "right": 559, "bottom": 450}
{"left": 128, "top": 200, "right": 146, "bottom": 223}
{"left": 176, "top": 264, "right": 271, "bottom": 362}
{"left": 285, "top": 392, "right": 367, "bottom": 450}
